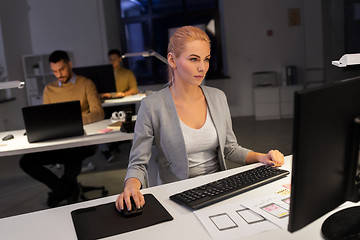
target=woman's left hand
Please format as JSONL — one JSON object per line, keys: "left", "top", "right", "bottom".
{"left": 259, "top": 150, "right": 284, "bottom": 167}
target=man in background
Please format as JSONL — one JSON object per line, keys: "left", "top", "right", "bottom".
{"left": 20, "top": 50, "right": 104, "bottom": 208}
{"left": 99, "top": 49, "right": 139, "bottom": 161}
{"left": 100, "top": 49, "right": 138, "bottom": 98}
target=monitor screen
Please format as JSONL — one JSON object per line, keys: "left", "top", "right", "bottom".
{"left": 72, "top": 64, "right": 116, "bottom": 94}
{"left": 288, "top": 78, "right": 360, "bottom": 234}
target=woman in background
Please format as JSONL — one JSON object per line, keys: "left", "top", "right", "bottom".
{"left": 115, "top": 26, "right": 284, "bottom": 211}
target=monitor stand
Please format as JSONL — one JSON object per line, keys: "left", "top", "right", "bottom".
{"left": 321, "top": 117, "right": 360, "bottom": 239}
{"left": 321, "top": 206, "right": 360, "bottom": 240}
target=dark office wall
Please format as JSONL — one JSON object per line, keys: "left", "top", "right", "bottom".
{"left": 322, "top": 0, "right": 360, "bottom": 83}
{"left": 102, "top": 0, "right": 122, "bottom": 52}
{"left": 0, "top": 0, "right": 32, "bottom": 130}
{"left": 27, "top": 0, "right": 108, "bottom": 66}
{"left": 206, "top": 0, "right": 308, "bottom": 116}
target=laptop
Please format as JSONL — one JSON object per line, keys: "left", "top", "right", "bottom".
{"left": 22, "top": 100, "right": 84, "bottom": 143}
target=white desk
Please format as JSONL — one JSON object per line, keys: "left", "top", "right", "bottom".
{"left": 0, "top": 156, "right": 358, "bottom": 240}
{"left": 101, "top": 94, "right": 146, "bottom": 108}
{"left": 0, "top": 119, "right": 133, "bottom": 157}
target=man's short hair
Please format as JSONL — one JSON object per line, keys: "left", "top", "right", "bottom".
{"left": 108, "top": 49, "right": 123, "bottom": 57}
{"left": 49, "top": 50, "right": 70, "bottom": 63}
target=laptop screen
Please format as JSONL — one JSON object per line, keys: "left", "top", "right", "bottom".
{"left": 22, "top": 101, "right": 84, "bottom": 143}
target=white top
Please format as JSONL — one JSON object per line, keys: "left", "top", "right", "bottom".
{"left": 180, "top": 108, "right": 220, "bottom": 178}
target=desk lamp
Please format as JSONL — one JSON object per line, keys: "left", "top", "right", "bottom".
{"left": 0, "top": 66, "right": 25, "bottom": 90}
{"left": 0, "top": 81, "right": 25, "bottom": 90}
{"left": 332, "top": 53, "right": 360, "bottom": 67}
{"left": 122, "top": 49, "right": 167, "bottom": 64}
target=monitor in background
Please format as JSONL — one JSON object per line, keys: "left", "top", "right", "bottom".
{"left": 72, "top": 64, "right": 116, "bottom": 94}
{"left": 288, "top": 78, "right": 360, "bottom": 239}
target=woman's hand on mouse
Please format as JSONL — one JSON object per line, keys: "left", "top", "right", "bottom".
{"left": 115, "top": 178, "right": 145, "bottom": 211}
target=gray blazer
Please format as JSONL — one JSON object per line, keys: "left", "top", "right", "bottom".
{"left": 124, "top": 85, "right": 252, "bottom": 187}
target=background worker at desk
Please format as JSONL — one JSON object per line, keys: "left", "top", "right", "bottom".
{"left": 100, "top": 49, "right": 139, "bottom": 99}
{"left": 99, "top": 49, "right": 140, "bottom": 160}
{"left": 115, "top": 26, "right": 285, "bottom": 212}
{"left": 20, "top": 50, "right": 104, "bottom": 208}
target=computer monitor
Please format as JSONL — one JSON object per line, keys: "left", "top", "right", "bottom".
{"left": 72, "top": 64, "right": 116, "bottom": 94}
{"left": 288, "top": 77, "right": 360, "bottom": 239}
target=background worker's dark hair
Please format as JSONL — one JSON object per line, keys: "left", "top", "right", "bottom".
{"left": 49, "top": 50, "right": 70, "bottom": 63}
{"left": 108, "top": 49, "right": 123, "bottom": 57}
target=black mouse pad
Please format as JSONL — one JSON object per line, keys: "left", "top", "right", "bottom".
{"left": 71, "top": 194, "right": 173, "bottom": 240}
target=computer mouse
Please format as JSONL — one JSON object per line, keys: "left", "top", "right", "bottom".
{"left": 2, "top": 134, "right": 14, "bottom": 141}
{"left": 121, "top": 197, "right": 144, "bottom": 217}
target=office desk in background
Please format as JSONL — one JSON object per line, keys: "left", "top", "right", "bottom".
{"left": 101, "top": 93, "right": 146, "bottom": 119}
{"left": 101, "top": 93, "right": 146, "bottom": 108}
{"left": 1, "top": 156, "right": 358, "bottom": 240}
{"left": 0, "top": 119, "right": 133, "bottom": 157}
{"left": 0, "top": 93, "right": 146, "bottom": 156}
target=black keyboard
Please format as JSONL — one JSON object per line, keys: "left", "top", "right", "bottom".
{"left": 169, "top": 165, "right": 289, "bottom": 209}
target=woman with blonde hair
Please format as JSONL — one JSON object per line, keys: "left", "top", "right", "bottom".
{"left": 115, "top": 26, "right": 284, "bottom": 211}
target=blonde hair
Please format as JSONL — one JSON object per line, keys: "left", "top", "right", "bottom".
{"left": 167, "top": 26, "right": 211, "bottom": 86}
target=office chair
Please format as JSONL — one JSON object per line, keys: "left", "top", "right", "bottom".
{"left": 77, "top": 146, "right": 109, "bottom": 201}
{"left": 78, "top": 183, "right": 108, "bottom": 201}
{"left": 47, "top": 146, "right": 109, "bottom": 204}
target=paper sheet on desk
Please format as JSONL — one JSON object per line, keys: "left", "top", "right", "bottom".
{"left": 240, "top": 188, "right": 291, "bottom": 230}
{"left": 194, "top": 203, "right": 278, "bottom": 240}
